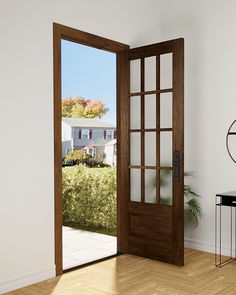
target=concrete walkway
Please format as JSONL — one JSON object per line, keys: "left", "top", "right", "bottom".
{"left": 63, "top": 226, "right": 117, "bottom": 270}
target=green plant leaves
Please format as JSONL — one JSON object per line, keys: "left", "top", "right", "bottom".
{"left": 62, "top": 165, "right": 117, "bottom": 229}
{"left": 185, "top": 197, "right": 202, "bottom": 226}
{"left": 160, "top": 169, "right": 202, "bottom": 226}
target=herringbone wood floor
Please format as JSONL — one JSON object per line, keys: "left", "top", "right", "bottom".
{"left": 5, "top": 249, "right": 236, "bottom": 295}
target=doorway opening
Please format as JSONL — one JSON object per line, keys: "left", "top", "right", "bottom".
{"left": 54, "top": 23, "right": 129, "bottom": 275}
{"left": 61, "top": 40, "right": 117, "bottom": 270}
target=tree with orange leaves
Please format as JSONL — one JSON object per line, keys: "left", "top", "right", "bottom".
{"left": 62, "top": 96, "right": 109, "bottom": 118}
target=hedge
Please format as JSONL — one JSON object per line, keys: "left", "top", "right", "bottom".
{"left": 63, "top": 150, "right": 110, "bottom": 168}
{"left": 62, "top": 165, "right": 117, "bottom": 229}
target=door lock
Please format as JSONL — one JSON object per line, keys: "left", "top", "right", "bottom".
{"left": 173, "top": 151, "right": 180, "bottom": 182}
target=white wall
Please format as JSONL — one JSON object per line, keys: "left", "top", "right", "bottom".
{"left": 158, "top": 0, "right": 236, "bottom": 254}
{"left": 1, "top": 0, "right": 236, "bottom": 292}
{"left": 0, "top": 0, "right": 161, "bottom": 293}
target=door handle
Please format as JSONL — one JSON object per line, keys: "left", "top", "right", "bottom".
{"left": 173, "top": 151, "right": 180, "bottom": 182}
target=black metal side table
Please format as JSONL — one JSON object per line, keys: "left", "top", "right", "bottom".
{"left": 215, "top": 191, "right": 236, "bottom": 267}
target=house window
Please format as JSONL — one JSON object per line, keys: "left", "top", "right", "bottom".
{"left": 89, "top": 129, "right": 93, "bottom": 139}
{"left": 81, "top": 129, "right": 89, "bottom": 139}
{"left": 106, "top": 130, "right": 113, "bottom": 140}
{"left": 78, "top": 129, "right": 92, "bottom": 139}
{"left": 83, "top": 147, "right": 96, "bottom": 158}
{"left": 88, "top": 148, "right": 96, "bottom": 157}
{"left": 78, "top": 129, "right": 82, "bottom": 139}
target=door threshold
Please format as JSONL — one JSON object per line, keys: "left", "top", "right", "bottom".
{"left": 63, "top": 252, "right": 123, "bottom": 273}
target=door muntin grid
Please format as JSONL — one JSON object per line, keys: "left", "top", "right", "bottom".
{"left": 129, "top": 54, "right": 173, "bottom": 205}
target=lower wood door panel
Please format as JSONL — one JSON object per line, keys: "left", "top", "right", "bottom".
{"left": 128, "top": 203, "right": 173, "bottom": 263}
{"left": 128, "top": 235, "right": 172, "bottom": 263}
{"left": 129, "top": 213, "right": 172, "bottom": 241}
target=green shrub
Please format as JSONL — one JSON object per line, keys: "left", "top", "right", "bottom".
{"left": 62, "top": 165, "right": 117, "bottom": 229}
{"left": 65, "top": 149, "right": 86, "bottom": 162}
{"left": 63, "top": 150, "right": 110, "bottom": 168}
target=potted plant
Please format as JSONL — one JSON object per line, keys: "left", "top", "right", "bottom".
{"left": 159, "top": 170, "right": 202, "bottom": 226}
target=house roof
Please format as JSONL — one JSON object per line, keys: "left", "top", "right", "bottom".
{"left": 83, "top": 145, "right": 95, "bottom": 149}
{"left": 62, "top": 117, "right": 115, "bottom": 128}
{"left": 105, "top": 139, "right": 116, "bottom": 146}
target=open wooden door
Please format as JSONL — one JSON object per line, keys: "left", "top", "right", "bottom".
{"left": 117, "top": 38, "right": 184, "bottom": 265}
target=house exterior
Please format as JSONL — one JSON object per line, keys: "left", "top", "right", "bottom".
{"left": 104, "top": 139, "right": 117, "bottom": 166}
{"left": 62, "top": 117, "right": 116, "bottom": 162}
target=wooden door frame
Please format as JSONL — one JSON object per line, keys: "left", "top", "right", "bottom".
{"left": 53, "top": 23, "right": 129, "bottom": 276}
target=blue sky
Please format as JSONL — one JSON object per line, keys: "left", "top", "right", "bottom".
{"left": 61, "top": 40, "right": 116, "bottom": 124}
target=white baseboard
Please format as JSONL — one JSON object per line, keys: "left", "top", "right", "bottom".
{"left": 0, "top": 266, "right": 55, "bottom": 294}
{"left": 185, "top": 237, "right": 232, "bottom": 257}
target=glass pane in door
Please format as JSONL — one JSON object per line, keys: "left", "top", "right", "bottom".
{"left": 160, "top": 132, "right": 172, "bottom": 167}
{"left": 145, "top": 169, "right": 156, "bottom": 204}
{"left": 160, "top": 170, "right": 172, "bottom": 206}
{"left": 130, "top": 133, "right": 141, "bottom": 165}
{"left": 160, "top": 93, "right": 172, "bottom": 129}
{"left": 145, "top": 56, "right": 156, "bottom": 91}
{"left": 160, "top": 53, "right": 172, "bottom": 89}
{"left": 130, "top": 169, "right": 141, "bottom": 202}
{"left": 130, "top": 96, "right": 141, "bottom": 129}
{"left": 145, "top": 94, "right": 156, "bottom": 129}
{"left": 145, "top": 132, "right": 156, "bottom": 166}
{"left": 130, "top": 59, "right": 140, "bottom": 93}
